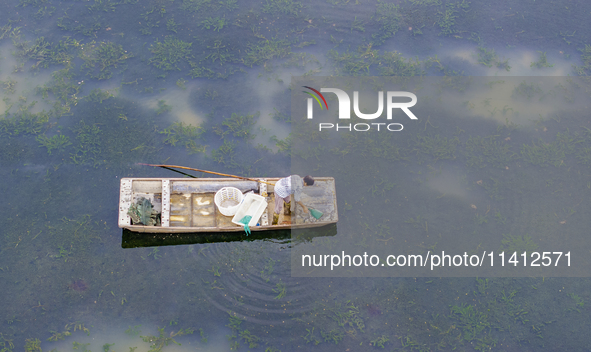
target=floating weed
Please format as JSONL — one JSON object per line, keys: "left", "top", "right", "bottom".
{"left": 72, "top": 342, "right": 90, "bottom": 352}
{"left": 161, "top": 122, "right": 206, "bottom": 154}
{"left": 273, "top": 280, "right": 286, "bottom": 299}
{"left": 242, "top": 38, "right": 291, "bottom": 67}
{"left": 166, "top": 17, "right": 178, "bottom": 33}
{"left": 155, "top": 100, "right": 172, "bottom": 115}
{"left": 0, "top": 334, "right": 14, "bottom": 352}
{"left": 464, "top": 135, "right": 516, "bottom": 169}
{"left": 57, "top": 12, "right": 102, "bottom": 37}
{"left": 377, "top": 51, "right": 423, "bottom": 76}
{"left": 500, "top": 233, "right": 538, "bottom": 255}
{"left": 350, "top": 16, "right": 365, "bottom": 32}
{"left": 70, "top": 121, "right": 103, "bottom": 167}
{"left": 303, "top": 327, "right": 321, "bottom": 345}
{"left": 567, "top": 293, "right": 584, "bottom": 313}
{"left": 434, "top": 0, "right": 470, "bottom": 37}
{"left": 329, "top": 300, "right": 365, "bottom": 333}
{"left": 238, "top": 330, "right": 259, "bottom": 349}
{"left": 87, "top": 0, "right": 117, "bottom": 13}
{"left": 449, "top": 304, "right": 489, "bottom": 342}
{"left": 521, "top": 132, "right": 578, "bottom": 167}
{"left": 214, "top": 112, "right": 259, "bottom": 140}
{"left": 36, "top": 133, "right": 72, "bottom": 155}
{"left": 200, "top": 17, "right": 226, "bottom": 31}
{"left": 80, "top": 41, "right": 132, "bottom": 80}
{"left": 261, "top": 0, "right": 303, "bottom": 17}
{"left": 141, "top": 327, "right": 194, "bottom": 352}
{"left": 369, "top": 335, "right": 389, "bottom": 348}
{"left": 573, "top": 44, "right": 591, "bottom": 76}
{"left": 476, "top": 47, "right": 510, "bottom": 71}
{"left": 199, "top": 328, "right": 208, "bottom": 343}
{"left": 149, "top": 36, "right": 192, "bottom": 71}
{"left": 211, "top": 140, "right": 236, "bottom": 166}
{"left": 1, "top": 78, "right": 17, "bottom": 94}
{"left": 205, "top": 40, "right": 234, "bottom": 65}
{"left": 175, "top": 78, "right": 187, "bottom": 90}
{"left": 125, "top": 325, "right": 142, "bottom": 336}
{"left": 271, "top": 134, "right": 291, "bottom": 156}
{"left": 372, "top": 2, "right": 401, "bottom": 45}
{"left": 413, "top": 134, "right": 459, "bottom": 163}
{"left": 512, "top": 81, "right": 543, "bottom": 100}
{"left": 270, "top": 107, "right": 290, "bottom": 123}
{"left": 260, "top": 258, "right": 275, "bottom": 282}
{"left": 24, "top": 339, "right": 41, "bottom": 352}
{"left": 180, "top": 0, "right": 216, "bottom": 13}
{"left": 321, "top": 329, "right": 343, "bottom": 344}
{"left": 531, "top": 51, "right": 554, "bottom": 69}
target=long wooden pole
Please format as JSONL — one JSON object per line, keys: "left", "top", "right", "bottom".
{"left": 139, "top": 163, "right": 275, "bottom": 185}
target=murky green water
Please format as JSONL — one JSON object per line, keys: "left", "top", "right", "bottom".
{"left": 2, "top": 0, "right": 591, "bottom": 351}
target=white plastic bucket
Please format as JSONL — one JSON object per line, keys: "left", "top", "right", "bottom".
{"left": 214, "top": 187, "right": 243, "bottom": 216}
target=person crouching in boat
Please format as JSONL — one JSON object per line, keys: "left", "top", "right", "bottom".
{"left": 273, "top": 175, "right": 314, "bottom": 224}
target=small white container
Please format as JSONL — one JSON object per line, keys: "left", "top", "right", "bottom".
{"left": 232, "top": 193, "right": 267, "bottom": 227}
{"left": 214, "top": 187, "right": 244, "bottom": 216}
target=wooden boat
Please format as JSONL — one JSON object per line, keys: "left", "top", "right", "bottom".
{"left": 118, "top": 177, "right": 338, "bottom": 233}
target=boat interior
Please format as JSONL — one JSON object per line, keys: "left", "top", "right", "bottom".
{"left": 119, "top": 178, "right": 337, "bottom": 231}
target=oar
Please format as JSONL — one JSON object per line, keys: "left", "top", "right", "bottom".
{"left": 139, "top": 163, "right": 275, "bottom": 186}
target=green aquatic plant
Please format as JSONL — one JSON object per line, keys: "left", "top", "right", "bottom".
{"left": 328, "top": 48, "right": 373, "bottom": 76}
{"left": 57, "top": 12, "right": 102, "bottom": 36}
{"left": 464, "top": 135, "right": 516, "bottom": 169}
{"left": 260, "top": 258, "right": 275, "bottom": 282}
{"left": 377, "top": 51, "right": 423, "bottom": 76}
{"left": 239, "top": 330, "right": 259, "bottom": 349}
{"left": 370, "top": 335, "right": 389, "bottom": 348}
{"left": 141, "top": 327, "right": 194, "bottom": 352}
{"left": 205, "top": 40, "right": 234, "bottom": 65}
{"left": 242, "top": 39, "right": 291, "bottom": 67}
{"left": 80, "top": 41, "right": 132, "bottom": 80}
{"left": 211, "top": 140, "right": 236, "bottom": 166}
{"left": 200, "top": 17, "right": 225, "bottom": 31}
{"left": 262, "top": 0, "right": 303, "bottom": 17}
{"left": 521, "top": 132, "right": 577, "bottom": 167}
{"left": 125, "top": 325, "right": 142, "bottom": 336}
{"left": 149, "top": 36, "right": 192, "bottom": 71}
{"left": 73, "top": 342, "right": 91, "bottom": 352}
{"left": 0, "top": 333, "right": 14, "bottom": 352}
{"left": 214, "top": 112, "right": 258, "bottom": 140}
{"left": 161, "top": 121, "right": 206, "bottom": 154}
{"left": 450, "top": 304, "right": 489, "bottom": 342}
{"left": 273, "top": 280, "right": 286, "bottom": 299}
{"left": 500, "top": 233, "right": 538, "bottom": 255}
{"left": 70, "top": 121, "right": 103, "bottom": 166}
{"left": 413, "top": 134, "right": 459, "bottom": 163}
{"left": 512, "top": 81, "right": 543, "bottom": 100}
{"left": 87, "top": 0, "right": 117, "bottom": 12}
{"left": 166, "top": 18, "right": 178, "bottom": 33}
{"left": 24, "top": 339, "right": 41, "bottom": 352}
{"left": 270, "top": 107, "right": 290, "bottom": 123}
{"left": 180, "top": 0, "right": 215, "bottom": 13}
{"left": 1, "top": 78, "right": 17, "bottom": 94}
{"left": 176, "top": 78, "right": 187, "bottom": 90}
{"left": 372, "top": 2, "right": 401, "bottom": 45}
{"left": 531, "top": 51, "right": 554, "bottom": 68}
{"left": 350, "top": 16, "right": 365, "bottom": 32}
{"left": 36, "top": 133, "right": 72, "bottom": 155}
{"left": 573, "top": 44, "right": 591, "bottom": 76}
{"left": 11, "top": 34, "right": 50, "bottom": 67}
{"left": 155, "top": 100, "right": 172, "bottom": 115}
{"left": 321, "top": 329, "right": 344, "bottom": 344}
